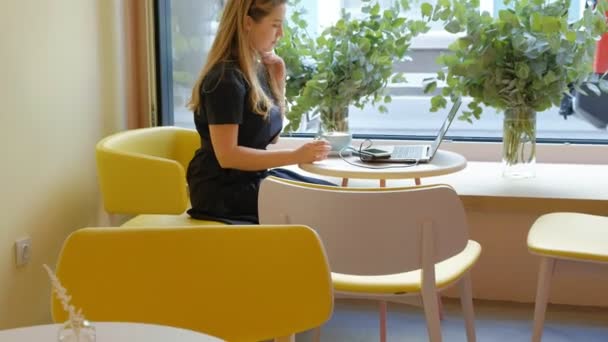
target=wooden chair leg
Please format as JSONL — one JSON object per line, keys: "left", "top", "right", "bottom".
{"left": 108, "top": 213, "right": 122, "bottom": 226}
{"left": 379, "top": 300, "right": 387, "bottom": 342}
{"left": 311, "top": 327, "right": 321, "bottom": 342}
{"left": 459, "top": 272, "right": 476, "bottom": 342}
{"left": 422, "top": 287, "right": 442, "bottom": 342}
{"left": 532, "top": 257, "right": 555, "bottom": 342}
{"left": 275, "top": 334, "right": 295, "bottom": 342}
{"left": 438, "top": 294, "right": 444, "bottom": 320}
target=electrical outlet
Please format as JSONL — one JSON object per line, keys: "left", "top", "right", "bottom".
{"left": 15, "top": 237, "right": 31, "bottom": 267}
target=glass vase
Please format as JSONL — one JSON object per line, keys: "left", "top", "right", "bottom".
{"left": 502, "top": 108, "right": 536, "bottom": 179}
{"left": 58, "top": 320, "right": 96, "bottom": 342}
{"left": 320, "top": 106, "right": 349, "bottom": 133}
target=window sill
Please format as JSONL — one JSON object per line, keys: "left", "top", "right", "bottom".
{"left": 425, "top": 161, "right": 608, "bottom": 201}
{"left": 274, "top": 137, "right": 608, "bottom": 209}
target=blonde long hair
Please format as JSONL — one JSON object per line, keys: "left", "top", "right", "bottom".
{"left": 188, "top": 0, "right": 286, "bottom": 117}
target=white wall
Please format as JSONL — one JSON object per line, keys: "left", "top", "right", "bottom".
{"left": 0, "top": 0, "right": 128, "bottom": 329}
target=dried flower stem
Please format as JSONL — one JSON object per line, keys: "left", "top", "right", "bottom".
{"left": 43, "top": 264, "right": 85, "bottom": 338}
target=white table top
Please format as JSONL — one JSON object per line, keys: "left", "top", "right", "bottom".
{"left": 299, "top": 149, "right": 467, "bottom": 180}
{"left": 0, "top": 322, "right": 223, "bottom": 342}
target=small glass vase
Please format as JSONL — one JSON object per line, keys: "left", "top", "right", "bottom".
{"left": 58, "top": 320, "right": 96, "bottom": 342}
{"left": 502, "top": 108, "right": 536, "bottom": 179}
{"left": 320, "top": 106, "right": 349, "bottom": 133}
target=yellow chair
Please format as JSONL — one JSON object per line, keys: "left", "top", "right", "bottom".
{"left": 259, "top": 177, "right": 481, "bottom": 342}
{"left": 527, "top": 212, "right": 608, "bottom": 342}
{"left": 96, "top": 126, "right": 223, "bottom": 226}
{"left": 52, "top": 225, "right": 334, "bottom": 342}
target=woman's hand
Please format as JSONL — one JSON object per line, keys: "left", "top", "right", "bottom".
{"left": 294, "top": 140, "right": 332, "bottom": 163}
{"left": 261, "top": 51, "right": 286, "bottom": 83}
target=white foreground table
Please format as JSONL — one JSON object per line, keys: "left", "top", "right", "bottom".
{"left": 0, "top": 322, "right": 223, "bottom": 342}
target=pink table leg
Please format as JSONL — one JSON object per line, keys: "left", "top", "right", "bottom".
{"left": 379, "top": 301, "right": 387, "bottom": 342}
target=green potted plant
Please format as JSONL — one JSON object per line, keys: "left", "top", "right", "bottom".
{"left": 423, "top": 0, "right": 608, "bottom": 177}
{"left": 276, "top": 0, "right": 430, "bottom": 150}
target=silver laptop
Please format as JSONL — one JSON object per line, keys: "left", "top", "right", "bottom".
{"left": 366, "top": 98, "right": 462, "bottom": 163}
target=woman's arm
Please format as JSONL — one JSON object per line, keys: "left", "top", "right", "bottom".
{"left": 210, "top": 124, "right": 330, "bottom": 171}
{"left": 262, "top": 52, "right": 286, "bottom": 145}
{"left": 261, "top": 51, "right": 286, "bottom": 107}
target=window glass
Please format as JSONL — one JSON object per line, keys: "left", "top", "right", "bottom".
{"left": 170, "top": 0, "right": 223, "bottom": 127}
{"left": 166, "top": 0, "right": 608, "bottom": 142}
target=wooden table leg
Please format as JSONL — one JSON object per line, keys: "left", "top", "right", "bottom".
{"left": 341, "top": 178, "right": 349, "bottom": 187}
{"left": 379, "top": 179, "right": 386, "bottom": 187}
{"left": 415, "top": 177, "right": 421, "bottom": 185}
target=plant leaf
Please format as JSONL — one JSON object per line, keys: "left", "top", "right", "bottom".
{"left": 444, "top": 19, "right": 462, "bottom": 33}
{"left": 585, "top": 83, "right": 602, "bottom": 96}
{"left": 424, "top": 81, "right": 438, "bottom": 94}
{"left": 421, "top": 2, "right": 433, "bottom": 18}
{"left": 599, "top": 80, "right": 608, "bottom": 94}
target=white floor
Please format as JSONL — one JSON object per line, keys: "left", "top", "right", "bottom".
{"left": 296, "top": 298, "right": 608, "bottom": 342}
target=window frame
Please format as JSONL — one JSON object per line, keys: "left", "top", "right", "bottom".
{"left": 155, "top": 0, "right": 174, "bottom": 126}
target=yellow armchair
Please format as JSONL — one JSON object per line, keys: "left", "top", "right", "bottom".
{"left": 52, "top": 225, "right": 334, "bottom": 342}
{"left": 96, "top": 126, "right": 222, "bottom": 226}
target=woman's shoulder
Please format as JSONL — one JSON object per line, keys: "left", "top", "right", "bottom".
{"left": 202, "top": 60, "right": 246, "bottom": 91}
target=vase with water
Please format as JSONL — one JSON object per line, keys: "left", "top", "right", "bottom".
{"left": 502, "top": 107, "right": 536, "bottom": 179}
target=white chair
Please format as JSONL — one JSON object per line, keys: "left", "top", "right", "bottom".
{"left": 259, "top": 177, "right": 481, "bottom": 342}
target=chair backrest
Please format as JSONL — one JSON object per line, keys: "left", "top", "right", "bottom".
{"left": 96, "top": 126, "right": 200, "bottom": 215}
{"left": 259, "top": 177, "right": 470, "bottom": 275}
{"left": 52, "top": 225, "right": 333, "bottom": 341}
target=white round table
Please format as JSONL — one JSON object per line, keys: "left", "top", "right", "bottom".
{"left": 299, "top": 149, "right": 467, "bottom": 187}
{"left": 0, "top": 322, "right": 223, "bottom": 341}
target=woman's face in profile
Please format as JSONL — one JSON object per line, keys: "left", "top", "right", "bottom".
{"left": 246, "top": 4, "right": 286, "bottom": 54}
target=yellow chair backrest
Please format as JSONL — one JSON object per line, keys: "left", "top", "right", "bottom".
{"left": 259, "top": 177, "right": 470, "bottom": 275}
{"left": 52, "top": 225, "right": 334, "bottom": 341}
{"left": 96, "top": 127, "right": 200, "bottom": 215}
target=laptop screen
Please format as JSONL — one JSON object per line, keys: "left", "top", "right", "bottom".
{"left": 429, "top": 98, "right": 462, "bottom": 156}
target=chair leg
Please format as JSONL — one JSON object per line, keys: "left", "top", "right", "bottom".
{"left": 532, "top": 257, "right": 555, "bottom": 342}
{"left": 459, "top": 272, "right": 476, "bottom": 342}
{"left": 108, "top": 213, "right": 121, "bottom": 226}
{"left": 438, "top": 294, "right": 444, "bottom": 320}
{"left": 422, "top": 286, "right": 442, "bottom": 342}
{"left": 311, "top": 327, "right": 321, "bottom": 342}
{"left": 379, "top": 300, "right": 387, "bottom": 342}
{"left": 275, "top": 334, "right": 295, "bottom": 342}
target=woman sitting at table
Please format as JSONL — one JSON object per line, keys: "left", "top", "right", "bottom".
{"left": 186, "top": 0, "right": 335, "bottom": 224}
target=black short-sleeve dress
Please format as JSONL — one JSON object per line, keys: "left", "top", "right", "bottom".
{"left": 186, "top": 61, "right": 333, "bottom": 224}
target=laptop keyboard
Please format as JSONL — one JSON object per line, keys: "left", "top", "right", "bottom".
{"left": 392, "top": 145, "right": 426, "bottom": 159}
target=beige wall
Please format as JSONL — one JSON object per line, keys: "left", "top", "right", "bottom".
{"left": 0, "top": 0, "right": 128, "bottom": 329}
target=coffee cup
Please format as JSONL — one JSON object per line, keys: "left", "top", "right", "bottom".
{"left": 320, "top": 132, "right": 352, "bottom": 153}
